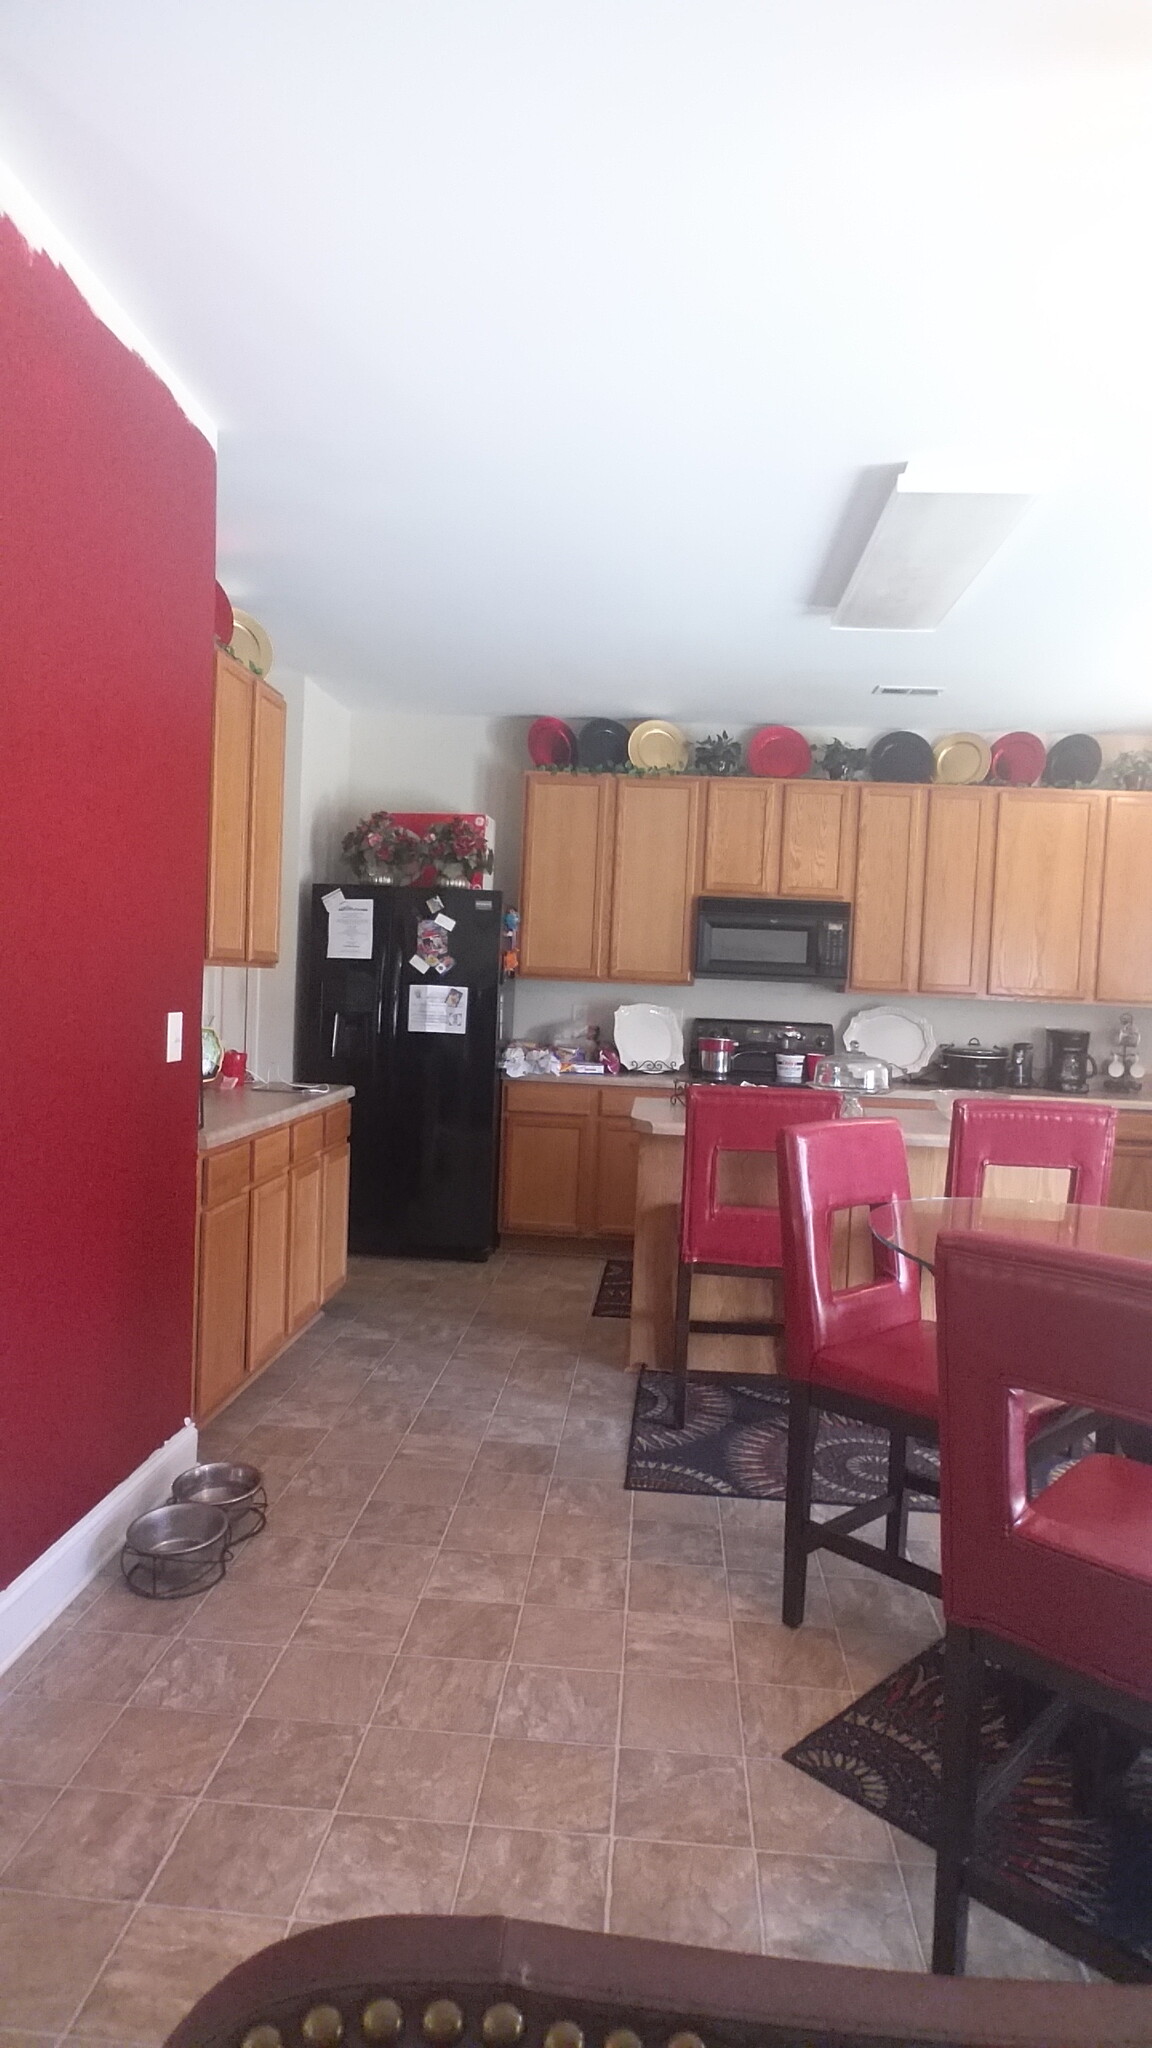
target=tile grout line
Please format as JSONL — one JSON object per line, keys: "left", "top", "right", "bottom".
{"left": 719, "top": 1505, "right": 766, "bottom": 1958}
{"left": 448, "top": 1292, "right": 590, "bottom": 1917}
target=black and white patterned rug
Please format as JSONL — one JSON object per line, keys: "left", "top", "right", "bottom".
{"left": 626, "top": 1368, "right": 939, "bottom": 1507}
{"left": 785, "top": 1643, "right": 1152, "bottom": 1979}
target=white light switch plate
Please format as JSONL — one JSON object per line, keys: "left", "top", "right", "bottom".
{"left": 166, "top": 1011, "right": 183, "bottom": 1063}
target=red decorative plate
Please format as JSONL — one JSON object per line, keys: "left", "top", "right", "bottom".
{"left": 990, "top": 731, "right": 1045, "bottom": 786}
{"left": 748, "top": 725, "right": 812, "bottom": 778}
{"left": 214, "top": 580, "right": 234, "bottom": 645}
{"left": 527, "top": 717, "right": 577, "bottom": 768}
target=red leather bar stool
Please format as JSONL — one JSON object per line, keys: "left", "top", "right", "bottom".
{"left": 670, "top": 1084, "right": 841, "bottom": 1429}
{"left": 945, "top": 1097, "right": 1116, "bottom": 1201}
{"left": 932, "top": 1232, "right": 1152, "bottom": 1979}
{"left": 775, "top": 1117, "right": 941, "bottom": 1624}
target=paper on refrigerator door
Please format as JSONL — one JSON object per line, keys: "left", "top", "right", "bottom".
{"left": 326, "top": 896, "right": 374, "bottom": 959}
{"left": 407, "top": 985, "right": 468, "bottom": 1034}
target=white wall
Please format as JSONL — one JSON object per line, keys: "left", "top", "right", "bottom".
{"left": 510, "top": 975, "right": 1152, "bottom": 1076}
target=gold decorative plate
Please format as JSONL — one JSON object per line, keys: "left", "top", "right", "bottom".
{"left": 627, "top": 719, "right": 690, "bottom": 772}
{"left": 229, "top": 609, "right": 274, "bottom": 676}
{"left": 932, "top": 732, "right": 991, "bottom": 784}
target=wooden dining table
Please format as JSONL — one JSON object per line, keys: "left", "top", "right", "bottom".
{"left": 870, "top": 1195, "right": 1152, "bottom": 1273}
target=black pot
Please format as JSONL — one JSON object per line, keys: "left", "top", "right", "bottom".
{"left": 937, "top": 1039, "right": 1010, "bottom": 1089}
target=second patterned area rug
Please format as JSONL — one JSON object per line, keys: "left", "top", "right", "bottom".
{"left": 784, "top": 1643, "right": 1152, "bottom": 1978}
{"left": 626, "top": 1368, "right": 939, "bottom": 1507}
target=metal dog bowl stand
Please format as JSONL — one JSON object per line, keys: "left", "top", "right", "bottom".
{"left": 170, "top": 1461, "right": 267, "bottom": 1543}
{"left": 121, "top": 1503, "right": 231, "bottom": 1599}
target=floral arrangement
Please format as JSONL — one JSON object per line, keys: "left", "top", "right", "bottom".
{"left": 342, "top": 810, "right": 493, "bottom": 885}
{"left": 1107, "top": 750, "right": 1152, "bottom": 791}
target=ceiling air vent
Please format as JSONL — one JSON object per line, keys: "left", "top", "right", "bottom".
{"left": 871, "top": 685, "right": 943, "bottom": 697}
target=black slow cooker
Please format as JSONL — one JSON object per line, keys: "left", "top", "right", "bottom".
{"left": 936, "top": 1039, "right": 1010, "bottom": 1089}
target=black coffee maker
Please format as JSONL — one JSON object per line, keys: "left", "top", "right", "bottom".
{"left": 1045, "top": 1028, "right": 1097, "bottom": 1094}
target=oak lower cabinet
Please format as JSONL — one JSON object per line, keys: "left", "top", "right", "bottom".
{"left": 194, "top": 1105, "right": 351, "bottom": 1421}
{"left": 500, "top": 1082, "right": 665, "bottom": 1238}
{"left": 988, "top": 790, "right": 1105, "bottom": 1000}
{"left": 205, "top": 652, "right": 288, "bottom": 966}
{"left": 1109, "top": 1114, "right": 1152, "bottom": 1213}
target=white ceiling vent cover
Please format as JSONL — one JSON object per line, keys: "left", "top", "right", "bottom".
{"left": 831, "top": 462, "right": 1033, "bottom": 630}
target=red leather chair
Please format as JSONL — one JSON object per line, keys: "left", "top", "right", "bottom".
{"left": 932, "top": 1232, "right": 1152, "bottom": 1979}
{"left": 670, "top": 1085, "right": 841, "bottom": 1428}
{"left": 775, "top": 1117, "right": 941, "bottom": 1624}
{"left": 945, "top": 1096, "right": 1116, "bottom": 1201}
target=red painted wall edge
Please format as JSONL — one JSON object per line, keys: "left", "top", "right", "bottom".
{"left": 0, "top": 217, "right": 216, "bottom": 1586}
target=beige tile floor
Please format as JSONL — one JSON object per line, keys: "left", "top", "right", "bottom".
{"left": 0, "top": 1249, "right": 1088, "bottom": 2041}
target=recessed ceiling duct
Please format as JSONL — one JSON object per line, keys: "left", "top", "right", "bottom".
{"left": 829, "top": 460, "right": 1034, "bottom": 630}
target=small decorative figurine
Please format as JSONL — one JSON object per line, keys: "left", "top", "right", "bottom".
{"left": 1104, "top": 1012, "right": 1144, "bottom": 1096}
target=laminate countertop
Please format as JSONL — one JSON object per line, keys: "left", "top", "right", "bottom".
{"left": 199, "top": 1083, "right": 355, "bottom": 1152}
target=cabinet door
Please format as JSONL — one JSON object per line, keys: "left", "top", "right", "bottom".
{"left": 779, "top": 783, "right": 858, "bottom": 899}
{"left": 592, "top": 1092, "right": 665, "bottom": 1236}
{"left": 607, "top": 778, "right": 702, "bottom": 982}
{"left": 702, "top": 780, "right": 781, "bottom": 895}
{"left": 520, "top": 775, "right": 615, "bottom": 978}
{"left": 248, "top": 1172, "right": 290, "bottom": 1372}
{"left": 850, "top": 785, "right": 926, "bottom": 992}
{"left": 1108, "top": 1116, "right": 1152, "bottom": 1212}
{"left": 918, "top": 787, "right": 997, "bottom": 996}
{"left": 245, "top": 679, "right": 287, "bottom": 965}
{"left": 988, "top": 791, "right": 1105, "bottom": 1000}
{"left": 1096, "top": 795, "right": 1152, "bottom": 1003}
{"left": 196, "top": 1191, "right": 250, "bottom": 1418}
{"left": 205, "top": 655, "right": 253, "bottom": 964}
{"left": 501, "top": 1114, "right": 592, "bottom": 1234}
{"left": 288, "top": 1155, "right": 324, "bottom": 1330}
{"left": 320, "top": 1142, "right": 350, "bottom": 1301}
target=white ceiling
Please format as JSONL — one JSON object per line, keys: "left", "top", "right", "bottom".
{"left": 2, "top": 1, "right": 1152, "bottom": 728}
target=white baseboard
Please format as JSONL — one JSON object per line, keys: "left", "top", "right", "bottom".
{"left": 0, "top": 1421, "right": 199, "bottom": 1677}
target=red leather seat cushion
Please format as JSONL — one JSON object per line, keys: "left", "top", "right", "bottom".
{"left": 812, "top": 1321, "right": 939, "bottom": 1421}
{"left": 1018, "top": 1453, "right": 1152, "bottom": 1582}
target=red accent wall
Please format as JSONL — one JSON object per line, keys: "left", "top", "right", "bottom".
{"left": 0, "top": 218, "right": 216, "bottom": 1586}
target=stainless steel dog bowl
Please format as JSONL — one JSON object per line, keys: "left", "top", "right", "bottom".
{"left": 120, "top": 1501, "right": 231, "bottom": 1598}
{"left": 170, "top": 1461, "right": 267, "bottom": 1541}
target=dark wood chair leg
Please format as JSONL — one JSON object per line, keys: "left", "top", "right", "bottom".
{"left": 782, "top": 1383, "right": 818, "bottom": 1629}
{"left": 885, "top": 1427, "right": 909, "bottom": 1560}
{"left": 932, "top": 1623, "right": 984, "bottom": 1976}
{"left": 671, "top": 1262, "right": 692, "bottom": 1429}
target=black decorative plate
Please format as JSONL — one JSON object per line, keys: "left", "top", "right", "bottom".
{"left": 577, "top": 719, "right": 631, "bottom": 770}
{"left": 867, "top": 730, "right": 936, "bottom": 782}
{"left": 1043, "top": 733, "right": 1102, "bottom": 788}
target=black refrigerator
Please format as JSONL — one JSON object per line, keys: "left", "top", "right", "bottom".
{"left": 299, "top": 883, "right": 504, "bottom": 1259}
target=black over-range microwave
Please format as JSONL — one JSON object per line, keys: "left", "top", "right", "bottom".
{"left": 694, "top": 897, "right": 852, "bottom": 989}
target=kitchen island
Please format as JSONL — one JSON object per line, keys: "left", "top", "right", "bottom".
{"left": 624, "top": 1089, "right": 1152, "bottom": 1376}
{"left": 195, "top": 1083, "right": 354, "bottom": 1420}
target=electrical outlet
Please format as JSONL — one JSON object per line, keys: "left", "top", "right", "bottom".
{"left": 166, "top": 1011, "right": 183, "bottom": 1063}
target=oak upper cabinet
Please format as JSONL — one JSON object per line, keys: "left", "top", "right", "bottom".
{"left": 918, "top": 787, "right": 998, "bottom": 996}
{"left": 702, "top": 780, "right": 782, "bottom": 895}
{"left": 988, "top": 790, "right": 1105, "bottom": 1001}
{"left": 607, "top": 777, "right": 703, "bottom": 982}
{"left": 205, "top": 654, "right": 253, "bottom": 964}
{"left": 520, "top": 774, "right": 616, "bottom": 979}
{"left": 778, "top": 782, "right": 858, "bottom": 899}
{"left": 850, "top": 785, "right": 927, "bottom": 992}
{"left": 206, "top": 652, "right": 287, "bottom": 967}
{"left": 245, "top": 679, "right": 287, "bottom": 964}
{"left": 1095, "top": 795, "right": 1152, "bottom": 1004}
